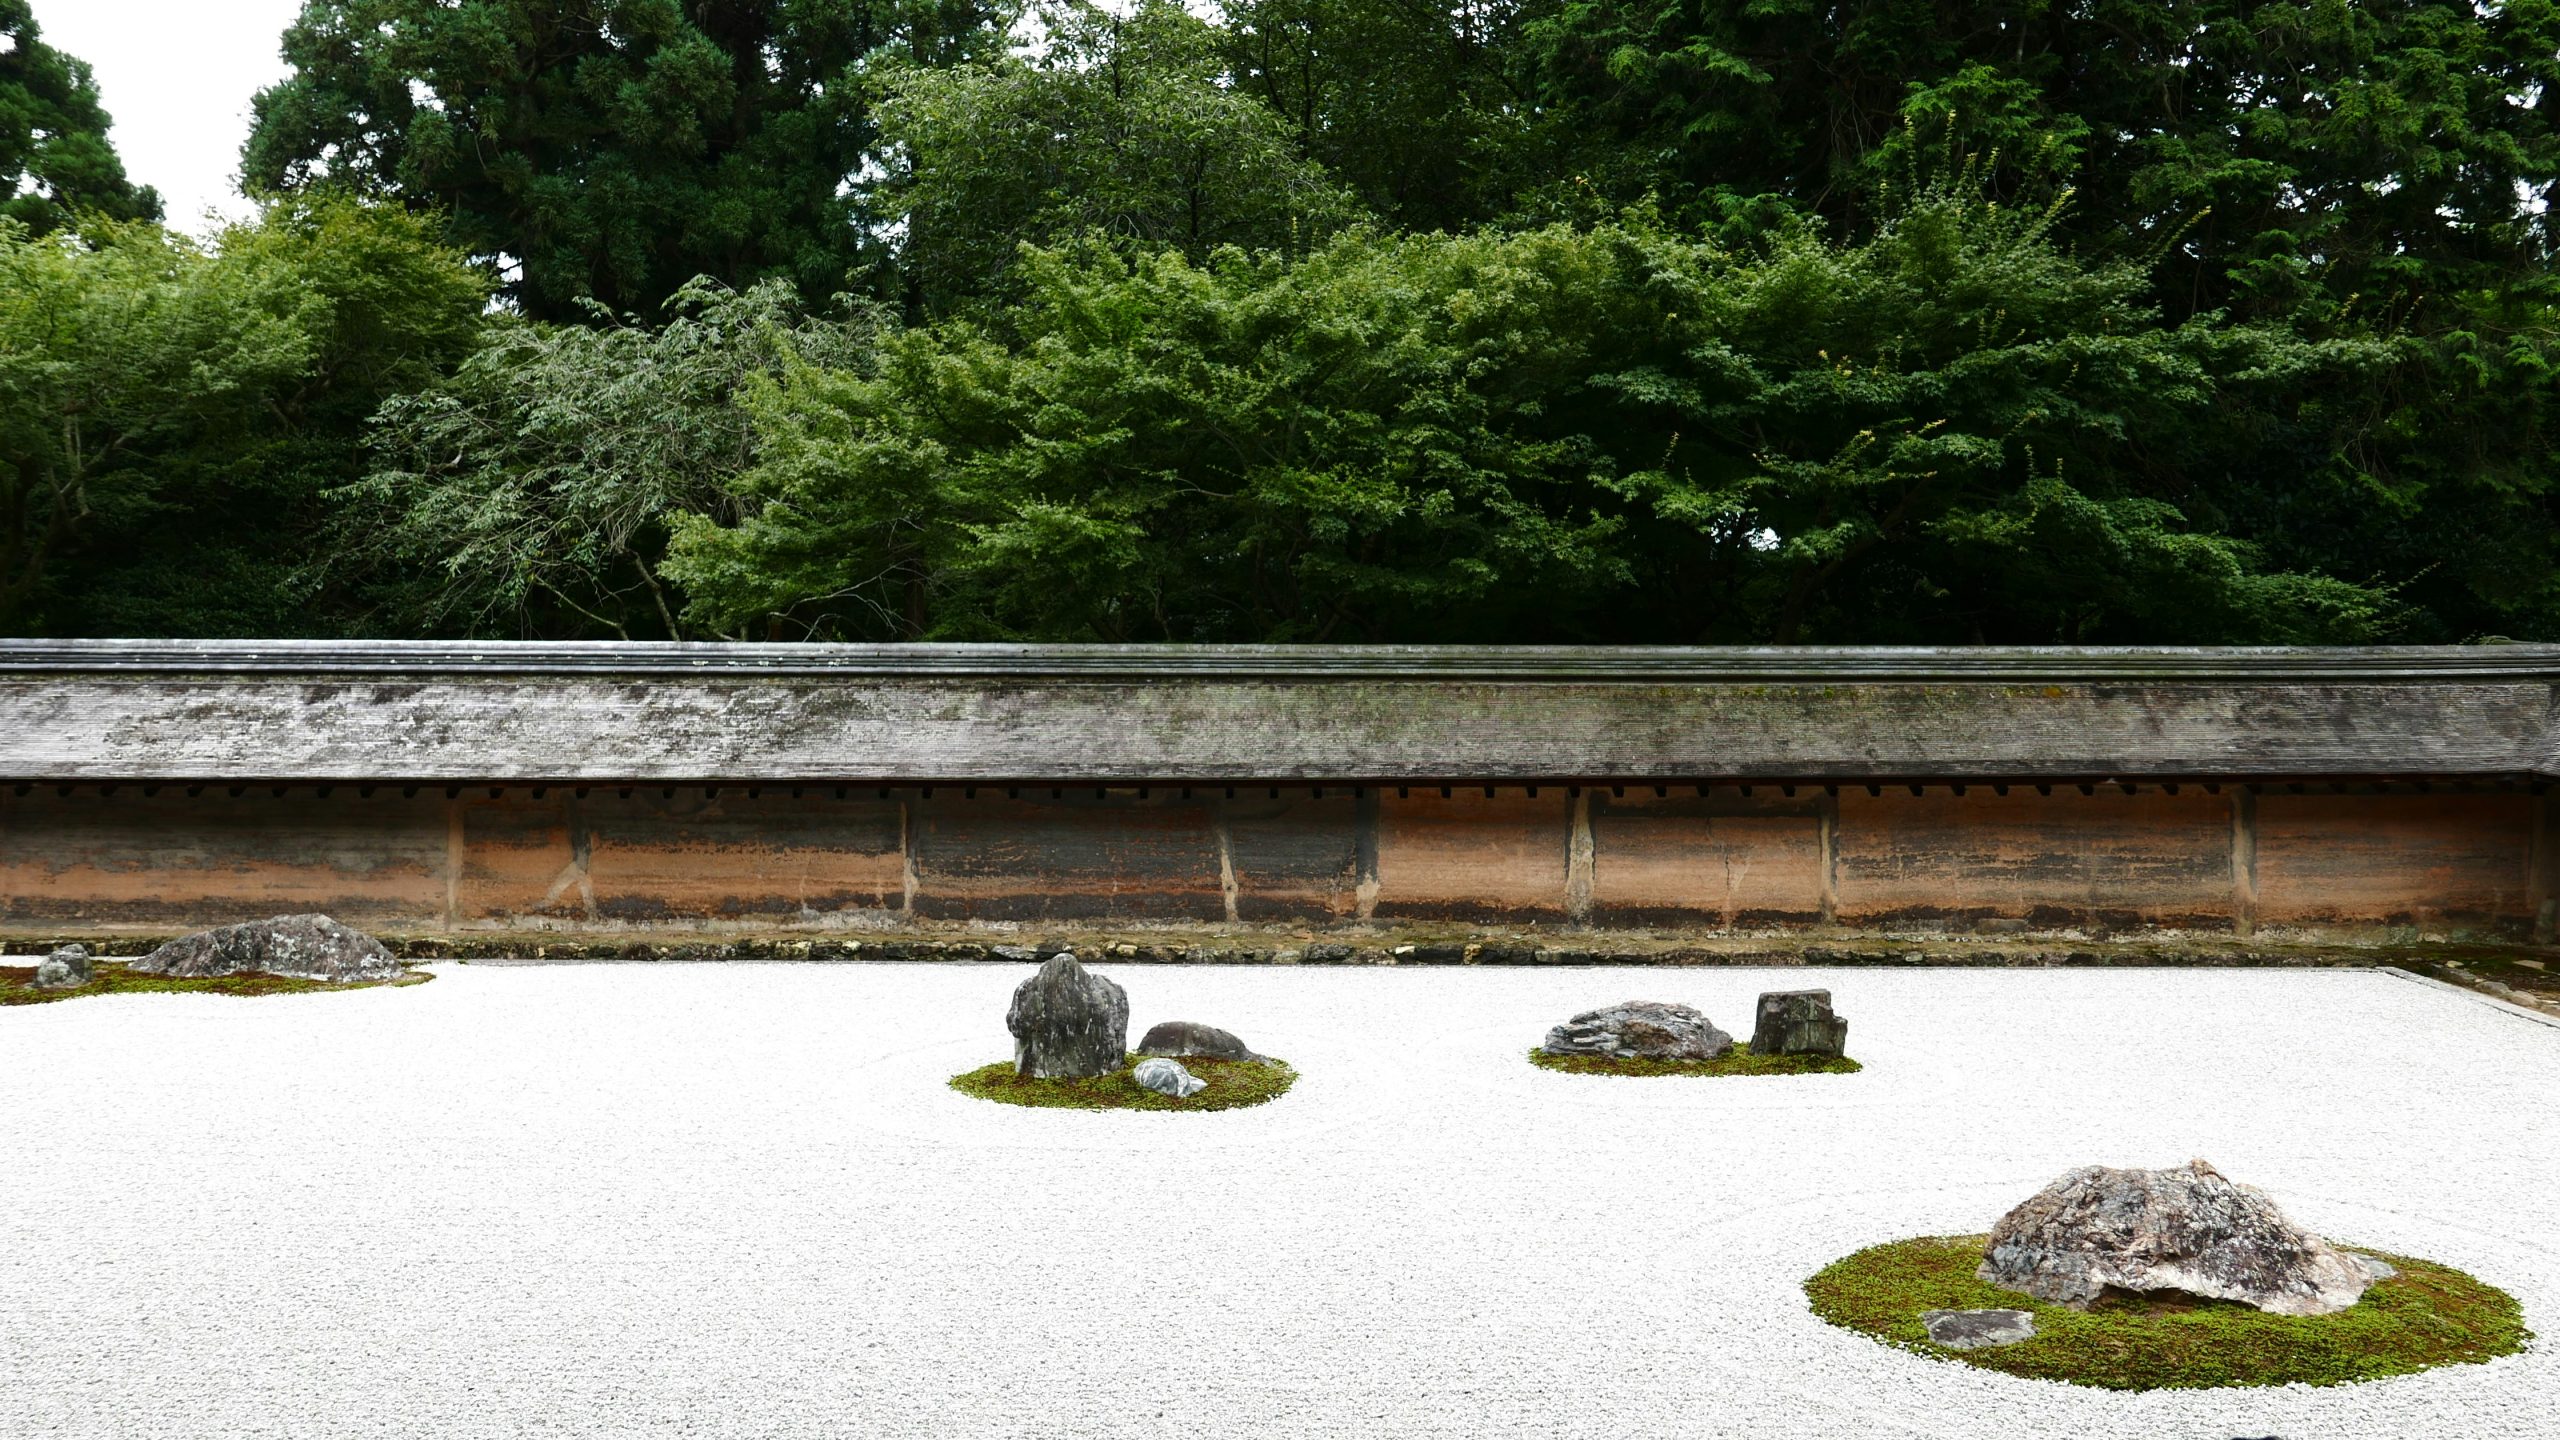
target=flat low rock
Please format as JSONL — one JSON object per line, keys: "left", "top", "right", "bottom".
{"left": 33, "top": 944, "right": 93, "bottom": 989}
{"left": 1135, "top": 1020, "right": 1258, "bottom": 1061}
{"left": 1005, "top": 953, "right": 1129, "bottom": 1080}
{"left": 1751, "top": 989, "right": 1849, "bottom": 1058}
{"left": 1978, "top": 1158, "right": 2374, "bottom": 1316}
{"left": 129, "top": 916, "right": 400, "bottom": 984}
{"left": 1541, "top": 1001, "right": 1734, "bottom": 1061}
{"left": 1131, "top": 1057, "right": 1206, "bottom": 1099}
{"left": 1919, "top": 1309, "right": 2036, "bottom": 1350}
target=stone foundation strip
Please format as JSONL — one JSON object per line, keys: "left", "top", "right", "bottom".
{"left": 4, "top": 933, "right": 2548, "bottom": 972}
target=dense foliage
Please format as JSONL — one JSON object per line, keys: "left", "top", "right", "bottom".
{"left": 0, "top": 198, "right": 486, "bottom": 634}
{"left": 4, "top": 0, "right": 2558, "bottom": 644}
{"left": 879, "top": 1, "right": 1359, "bottom": 313}
{"left": 665, "top": 201, "right": 2395, "bottom": 643}
{"left": 0, "top": 0, "right": 159, "bottom": 233}
{"left": 347, "top": 280, "right": 878, "bottom": 638}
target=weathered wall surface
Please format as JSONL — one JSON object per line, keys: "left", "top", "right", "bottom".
{"left": 10, "top": 642, "right": 2560, "bottom": 784}
{"left": 7, "top": 643, "right": 2556, "bottom": 943}
{"left": 4, "top": 782, "right": 2544, "bottom": 941}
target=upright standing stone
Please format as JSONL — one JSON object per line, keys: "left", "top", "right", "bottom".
{"left": 1751, "top": 989, "right": 1848, "bottom": 1058}
{"left": 33, "top": 944, "right": 93, "bottom": 989}
{"left": 1005, "top": 953, "right": 1130, "bottom": 1079}
{"left": 1977, "top": 1158, "right": 2374, "bottom": 1315}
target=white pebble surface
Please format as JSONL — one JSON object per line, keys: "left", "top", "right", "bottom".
{"left": 3, "top": 963, "right": 2553, "bottom": 1439}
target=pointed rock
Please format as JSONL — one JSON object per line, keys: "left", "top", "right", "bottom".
{"left": 1978, "top": 1159, "right": 2373, "bottom": 1315}
{"left": 1005, "top": 953, "right": 1129, "bottom": 1079}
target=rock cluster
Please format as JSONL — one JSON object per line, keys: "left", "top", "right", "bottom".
{"left": 1005, "top": 953, "right": 1129, "bottom": 1079}
{"left": 1131, "top": 1057, "right": 1206, "bottom": 1098}
{"left": 1751, "top": 988, "right": 1848, "bottom": 1058}
{"left": 1136, "top": 1020, "right": 1259, "bottom": 1062}
{"left": 1978, "top": 1158, "right": 2374, "bottom": 1315}
{"left": 1541, "top": 1001, "right": 1734, "bottom": 1060}
{"left": 33, "top": 944, "right": 93, "bottom": 989}
{"left": 130, "top": 915, "right": 400, "bottom": 983}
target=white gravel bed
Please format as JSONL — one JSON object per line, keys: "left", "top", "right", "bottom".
{"left": 2, "top": 963, "right": 2553, "bottom": 1439}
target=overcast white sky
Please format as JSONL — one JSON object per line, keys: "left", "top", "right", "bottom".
{"left": 38, "top": 0, "right": 307, "bottom": 232}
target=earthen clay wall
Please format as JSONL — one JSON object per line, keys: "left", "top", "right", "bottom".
{"left": 4, "top": 781, "right": 2544, "bottom": 942}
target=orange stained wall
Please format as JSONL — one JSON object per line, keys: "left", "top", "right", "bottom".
{"left": 1, "top": 782, "right": 2547, "bottom": 940}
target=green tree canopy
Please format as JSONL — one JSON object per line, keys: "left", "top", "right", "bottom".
{"left": 662, "top": 198, "right": 2393, "bottom": 644}
{"left": 878, "top": 0, "right": 1360, "bottom": 313}
{"left": 0, "top": 0, "right": 160, "bottom": 234}
{"left": 242, "top": 0, "right": 1005, "bottom": 319}
{"left": 0, "top": 197, "right": 487, "bottom": 635}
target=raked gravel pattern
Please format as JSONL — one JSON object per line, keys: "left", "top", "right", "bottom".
{"left": 2, "top": 963, "right": 2553, "bottom": 1439}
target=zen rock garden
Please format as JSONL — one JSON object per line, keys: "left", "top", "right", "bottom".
{"left": 3, "top": 914, "right": 418, "bottom": 1006}
{"left": 1530, "top": 988, "right": 1860, "bottom": 1076}
{"left": 3, "top": 927, "right": 2539, "bottom": 1408}
{"left": 948, "top": 953, "right": 1296, "bottom": 1111}
{"left": 1806, "top": 1157, "right": 2526, "bottom": 1390}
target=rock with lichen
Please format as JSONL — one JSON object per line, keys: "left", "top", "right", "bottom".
{"left": 33, "top": 944, "right": 93, "bottom": 989}
{"left": 1750, "top": 988, "right": 1848, "bottom": 1058}
{"left": 1131, "top": 1057, "right": 1206, "bottom": 1098}
{"left": 1005, "top": 953, "right": 1129, "bottom": 1079}
{"left": 130, "top": 916, "right": 399, "bottom": 983}
{"left": 1978, "top": 1158, "right": 2373, "bottom": 1316}
{"left": 1540, "top": 1000, "right": 1733, "bottom": 1061}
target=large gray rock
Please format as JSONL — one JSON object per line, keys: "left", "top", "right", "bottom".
{"left": 1920, "top": 1308, "right": 2036, "bottom": 1350}
{"left": 1006, "top": 953, "right": 1129, "bottom": 1079}
{"left": 1541, "top": 1001, "right": 1734, "bottom": 1061}
{"left": 33, "top": 944, "right": 92, "bottom": 989}
{"left": 1978, "top": 1159, "right": 2373, "bottom": 1316}
{"left": 130, "top": 916, "right": 400, "bottom": 983}
{"left": 1751, "top": 988, "right": 1848, "bottom": 1058}
{"left": 1135, "top": 1020, "right": 1258, "bottom": 1061}
{"left": 1131, "top": 1057, "right": 1206, "bottom": 1098}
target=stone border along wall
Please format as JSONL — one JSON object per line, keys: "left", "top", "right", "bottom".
{"left": 5, "top": 641, "right": 2559, "bottom": 951}
{"left": 0, "top": 929, "right": 2532, "bottom": 970}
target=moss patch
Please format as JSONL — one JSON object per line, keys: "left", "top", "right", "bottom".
{"left": 1805, "top": 1234, "right": 2528, "bottom": 1391}
{"left": 1527, "top": 1043, "right": 1861, "bottom": 1077}
{"left": 950, "top": 1054, "right": 1296, "bottom": 1111}
{"left": 0, "top": 961, "right": 428, "bottom": 1007}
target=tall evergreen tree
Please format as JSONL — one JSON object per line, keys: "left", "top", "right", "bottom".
{"left": 0, "top": 0, "right": 161, "bottom": 235}
{"left": 1217, "top": 0, "right": 1548, "bottom": 235}
{"left": 242, "top": 0, "right": 1005, "bottom": 319}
